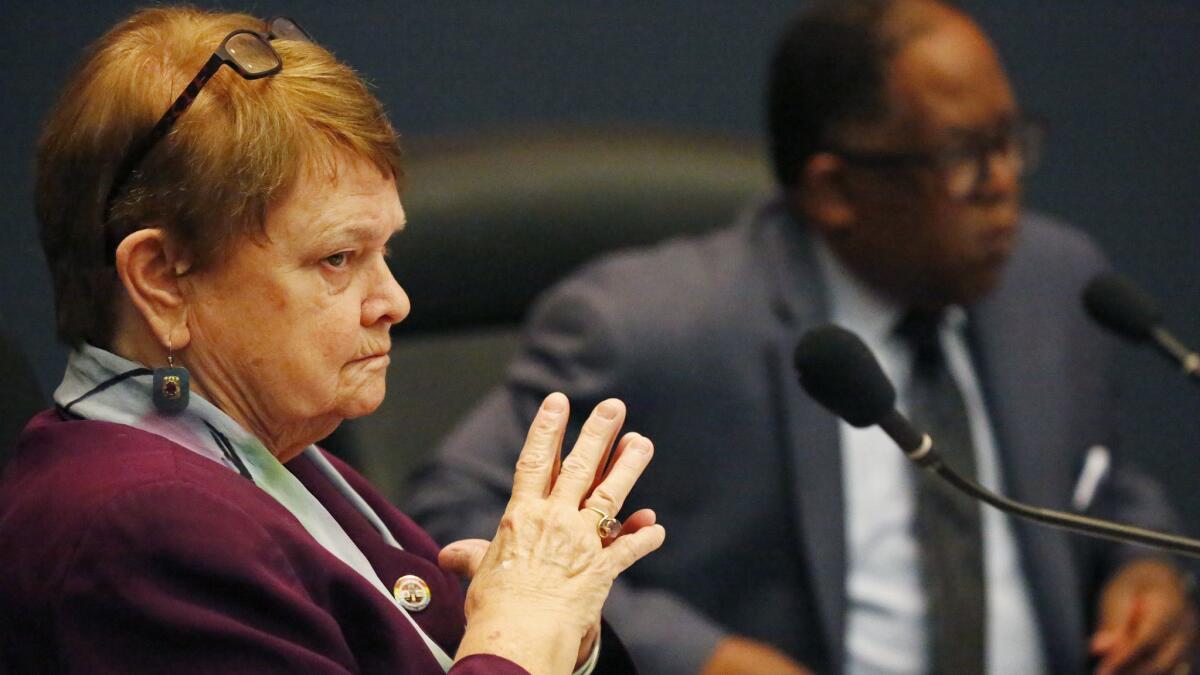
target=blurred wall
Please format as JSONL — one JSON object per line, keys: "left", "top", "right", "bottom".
{"left": 2, "top": 2, "right": 1198, "bottom": 530}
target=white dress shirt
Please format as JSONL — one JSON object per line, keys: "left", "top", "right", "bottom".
{"left": 813, "top": 240, "right": 1046, "bottom": 675}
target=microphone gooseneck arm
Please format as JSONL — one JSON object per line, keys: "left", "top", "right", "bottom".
{"left": 894, "top": 429, "right": 1200, "bottom": 559}
{"left": 794, "top": 323, "right": 1200, "bottom": 560}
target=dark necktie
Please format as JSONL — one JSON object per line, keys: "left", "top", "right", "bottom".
{"left": 895, "top": 310, "right": 986, "bottom": 675}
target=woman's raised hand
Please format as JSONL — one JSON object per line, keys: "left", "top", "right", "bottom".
{"left": 446, "top": 393, "right": 665, "bottom": 673}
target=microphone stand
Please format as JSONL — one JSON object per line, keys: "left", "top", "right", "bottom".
{"left": 898, "top": 429, "right": 1200, "bottom": 559}
{"left": 796, "top": 323, "right": 1200, "bottom": 559}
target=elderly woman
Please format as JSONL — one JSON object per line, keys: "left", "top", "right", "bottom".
{"left": 0, "top": 7, "right": 664, "bottom": 674}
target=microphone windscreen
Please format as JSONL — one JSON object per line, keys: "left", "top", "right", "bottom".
{"left": 794, "top": 324, "right": 896, "bottom": 427}
{"left": 1083, "top": 272, "right": 1162, "bottom": 342}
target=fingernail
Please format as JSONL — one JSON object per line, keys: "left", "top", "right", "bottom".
{"left": 628, "top": 436, "right": 651, "bottom": 453}
{"left": 596, "top": 400, "right": 620, "bottom": 419}
{"left": 543, "top": 394, "right": 566, "bottom": 414}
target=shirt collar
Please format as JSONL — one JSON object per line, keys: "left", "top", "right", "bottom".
{"left": 813, "top": 237, "right": 969, "bottom": 336}
{"left": 813, "top": 236, "right": 905, "bottom": 346}
{"left": 54, "top": 343, "right": 243, "bottom": 472}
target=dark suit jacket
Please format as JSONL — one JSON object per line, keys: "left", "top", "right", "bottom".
{"left": 408, "top": 197, "right": 1182, "bottom": 674}
{"left": 0, "top": 409, "right": 531, "bottom": 674}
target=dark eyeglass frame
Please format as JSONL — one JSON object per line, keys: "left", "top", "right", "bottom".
{"left": 103, "top": 16, "right": 311, "bottom": 263}
{"left": 822, "top": 114, "right": 1047, "bottom": 199}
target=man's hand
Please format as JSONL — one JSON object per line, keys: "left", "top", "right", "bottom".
{"left": 699, "top": 636, "right": 813, "bottom": 675}
{"left": 1091, "top": 558, "right": 1198, "bottom": 674}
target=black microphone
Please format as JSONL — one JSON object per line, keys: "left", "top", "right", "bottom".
{"left": 794, "top": 324, "right": 1200, "bottom": 559}
{"left": 1083, "top": 272, "right": 1200, "bottom": 383}
{"left": 793, "top": 325, "right": 927, "bottom": 457}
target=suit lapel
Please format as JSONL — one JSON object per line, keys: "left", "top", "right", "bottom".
{"left": 757, "top": 203, "right": 847, "bottom": 666}
{"left": 971, "top": 288, "right": 1086, "bottom": 674}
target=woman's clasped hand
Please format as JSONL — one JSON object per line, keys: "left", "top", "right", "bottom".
{"left": 441, "top": 394, "right": 665, "bottom": 674}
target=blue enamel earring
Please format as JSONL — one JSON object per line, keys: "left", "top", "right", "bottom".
{"left": 152, "top": 341, "right": 190, "bottom": 414}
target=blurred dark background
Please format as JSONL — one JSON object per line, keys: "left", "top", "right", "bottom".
{"left": 1, "top": 2, "right": 1198, "bottom": 531}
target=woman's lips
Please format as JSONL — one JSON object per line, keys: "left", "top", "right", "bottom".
{"left": 351, "top": 352, "right": 390, "bottom": 368}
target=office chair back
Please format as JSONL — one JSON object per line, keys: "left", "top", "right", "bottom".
{"left": 332, "top": 127, "right": 772, "bottom": 500}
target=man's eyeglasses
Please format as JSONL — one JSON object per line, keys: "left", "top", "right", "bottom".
{"left": 824, "top": 116, "right": 1046, "bottom": 200}
{"left": 103, "top": 16, "right": 311, "bottom": 261}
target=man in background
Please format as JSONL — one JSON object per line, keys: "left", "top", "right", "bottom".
{"left": 409, "top": 1, "right": 1197, "bottom": 672}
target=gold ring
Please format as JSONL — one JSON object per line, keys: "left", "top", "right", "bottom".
{"left": 585, "top": 506, "right": 621, "bottom": 541}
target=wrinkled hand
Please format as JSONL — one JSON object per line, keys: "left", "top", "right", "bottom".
{"left": 441, "top": 508, "right": 659, "bottom": 668}
{"left": 447, "top": 394, "right": 666, "bottom": 673}
{"left": 700, "top": 636, "right": 813, "bottom": 675}
{"left": 1091, "top": 558, "right": 1198, "bottom": 675}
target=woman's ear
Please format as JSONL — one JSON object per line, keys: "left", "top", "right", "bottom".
{"left": 114, "top": 229, "right": 193, "bottom": 350}
{"left": 792, "top": 153, "right": 857, "bottom": 236}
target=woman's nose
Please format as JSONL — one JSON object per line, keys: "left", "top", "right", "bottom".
{"left": 362, "top": 258, "right": 410, "bottom": 327}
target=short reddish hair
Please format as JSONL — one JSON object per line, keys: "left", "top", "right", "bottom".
{"left": 36, "top": 6, "right": 403, "bottom": 346}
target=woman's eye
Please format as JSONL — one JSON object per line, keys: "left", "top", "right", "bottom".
{"left": 324, "top": 252, "right": 349, "bottom": 268}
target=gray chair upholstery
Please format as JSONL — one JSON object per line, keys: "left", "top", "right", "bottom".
{"left": 330, "top": 127, "right": 772, "bottom": 502}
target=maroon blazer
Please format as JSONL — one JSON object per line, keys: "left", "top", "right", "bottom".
{"left": 0, "top": 410, "right": 543, "bottom": 674}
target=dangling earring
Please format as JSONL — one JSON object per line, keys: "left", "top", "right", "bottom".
{"left": 152, "top": 336, "right": 190, "bottom": 414}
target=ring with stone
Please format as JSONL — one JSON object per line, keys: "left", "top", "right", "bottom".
{"left": 585, "top": 506, "right": 621, "bottom": 541}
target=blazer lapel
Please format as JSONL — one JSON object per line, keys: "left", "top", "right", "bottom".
{"left": 971, "top": 289, "right": 1087, "bottom": 674}
{"left": 757, "top": 203, "right": 847, "bottom": 667}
